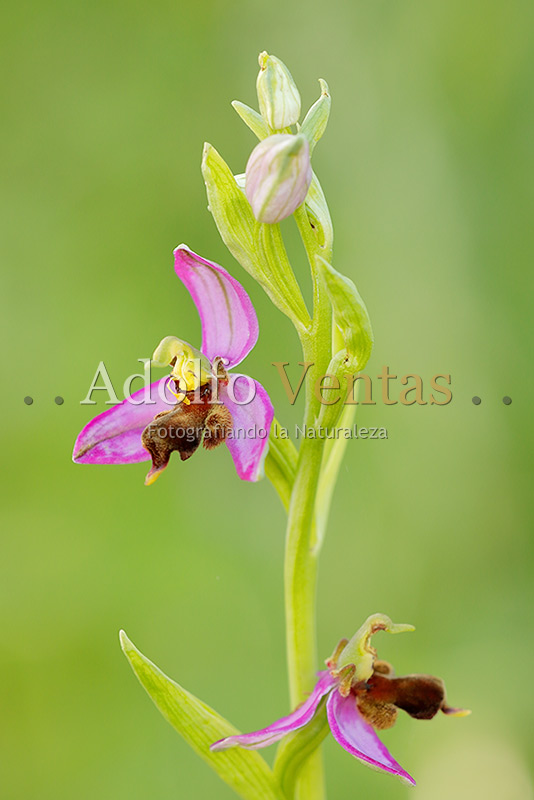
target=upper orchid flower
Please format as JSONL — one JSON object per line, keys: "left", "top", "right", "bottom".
{"left": 211, "top": 614, "right": 470, "bottom": 786}
{"left": 73, "top": 245, "right": 274, "bottom": 485}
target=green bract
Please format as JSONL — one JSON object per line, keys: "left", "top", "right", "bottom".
{"left": 264, "top": 419, "right": 298, "bottom": 511}
{"left": 315, "top": 350, "right": 353, "bottom": 432}
{"left": 304, "top": 174, "right": 333, "bottom": 256}
{"left": 120, "top": 632, "right": 286, "bottom": 800}
{"left": 316, "top": 256, "right": 374, "bottom": 373}
{"left": 232, "top": 100, "right": 270, "bottom": 140}
{"left": 299, "top": 80, "right": 331, "bottom": 153}
{"left": 201, "top": 142, "right": 310, "bottom": 330}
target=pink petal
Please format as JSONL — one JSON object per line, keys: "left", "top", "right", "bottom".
{"left": 211, "top": 671, "right": 336, "bottom": 751}
{"left": 220, "top": 374, "right": 274, "bottom": 482}
{"left": 174, "top": 245, "right": 259, "bottom": 369}
{"left": 326, "top": 690, "right": 416, "bottom": 786}
{"left": 73, "top": 379, "right": 175, "bottom": 465}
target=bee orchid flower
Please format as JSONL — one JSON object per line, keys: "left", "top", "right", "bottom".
{"left": 211, "top": 614, "right": 470, "bottom": 786}
{"left": 73, "top": 245, "right": 274, "bottom": 485}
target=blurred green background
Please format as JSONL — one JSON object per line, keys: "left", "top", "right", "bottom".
{"left": 2, "top": 0, "right": 533, "bottom": 797}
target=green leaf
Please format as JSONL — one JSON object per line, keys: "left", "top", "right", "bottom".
{"left": 257, "top": 221, "right": 311, "bottom": 329}
{"left": 202, "top": 143, "right": 259, "bottom": 279}
{"left": 316, "top": 256, "right": 374, "bottom": 372}
{"left": 264, "top": 419, "right": 298, "bottom": 510}
{"left": 120, "top": 631, "right": 285, "bottom": 800}
{"left": 202, "top": 143, "right": 310, "bottom": 330}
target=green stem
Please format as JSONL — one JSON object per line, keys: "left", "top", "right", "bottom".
{"left": 274, "top": 702, "right": 330, "bottom": 799}
{"left": 283, "top": 434, "right": 325, "bottom": 800}
{"left": 284, "top": 430, "right": 325, "bottom": 706}
{"left": 314, "top": 403, "right": 356, "bottom": 551}
{"left": 281, "top": 206, "right": 332, "bottom": 800}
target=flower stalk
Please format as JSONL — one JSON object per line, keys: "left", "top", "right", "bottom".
{"left": 278, "top": 204, "right": 333, "bottom": 799}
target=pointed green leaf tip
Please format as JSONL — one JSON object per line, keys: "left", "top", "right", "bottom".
{"left": 119, "top": 631, "right": 285, "bottom": 800}
{"left": 232, "top": 101, "right": 270, "bottom": 140}
{"left": 300, "top": 79, "right": 331, "bottom": 153}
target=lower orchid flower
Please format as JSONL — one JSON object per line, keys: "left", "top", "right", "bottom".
{"left": 73, "top": 245, "right": 273, "bottom": 484}
{"left": 211, "top": 614, "right": 470, "bottom": 786}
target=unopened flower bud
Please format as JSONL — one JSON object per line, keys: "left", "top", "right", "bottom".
{"left": 256, "top": 51, "right": 301, "bottom": 130}
{"left": 245, "top": 133, "right": 312, "bottom": 224}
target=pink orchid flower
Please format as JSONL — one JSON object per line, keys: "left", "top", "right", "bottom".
{"left": 73, "top": 245, "right": 274, "bottom": 485}
{"left": 211, "top": 615, "right": 469, "bottom": 786}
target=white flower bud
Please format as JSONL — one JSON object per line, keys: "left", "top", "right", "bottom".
{"left": 245, "top": 134, "right": 312, "bottom": 224}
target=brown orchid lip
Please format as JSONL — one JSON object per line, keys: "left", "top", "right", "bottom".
{"left": 351, "top": 667, "right": 470, "bottom": 729}
{"left": 141, "top": 382, "right": 234, "bottom": 485}
{"left": 326, "top": 638, "right": 470, "bottom": 733}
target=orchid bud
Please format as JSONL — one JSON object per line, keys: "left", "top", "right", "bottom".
{"left": 245, "top": 134, "right": 312, "bottom": 224}
{"left": 256, "top": 51, "right": 301, "bottom": 130}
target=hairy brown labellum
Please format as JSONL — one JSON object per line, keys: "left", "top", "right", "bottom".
{"left": 356, "top": 694, "right": 398, "bottom": 730}
{"left": 388, "top": 674, "right": 446, "bottom": 720}
{"left": 141, "top": 383, "right": 233, "bottom": 484}
{"left": 202, "top": 405, "right": 234, "bottom": 450}
{"left": 355, "top": 671, "right": 451, "bottom": 729}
